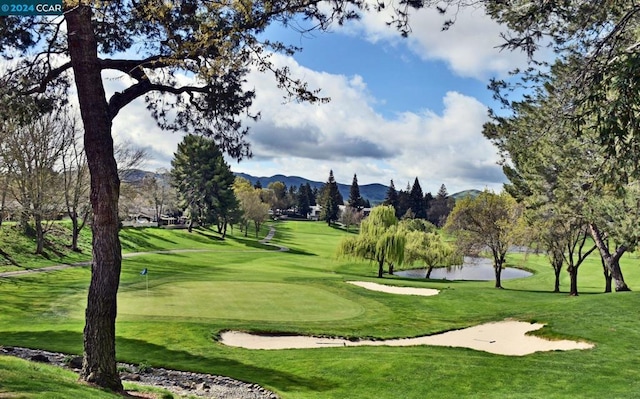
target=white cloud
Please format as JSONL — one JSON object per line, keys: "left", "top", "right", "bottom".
{"left": 233, "top": 54, "right": 504, "bottom": 193}
{"left": 105, "top": 54, "right": 504, "bottom": 194}
{"left": 341, "top": 3, "right": 530, "bottom": 80}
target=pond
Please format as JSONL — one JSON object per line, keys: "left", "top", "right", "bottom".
{"left": 395, "top": 257, "right": 532, "bottom": 281}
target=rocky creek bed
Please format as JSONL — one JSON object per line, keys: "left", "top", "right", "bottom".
{"left": 1, "top": 346, "right": 278, "bottom": 399}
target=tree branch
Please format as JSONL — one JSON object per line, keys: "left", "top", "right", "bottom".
{"left": 108, "top": 80, "right": 210, "bottom": 120}
{"left": 99, "top": 56, "right": 167, "bottom": 81}
{"left": 20, "top": 61, "right": 72, "bottom": 95}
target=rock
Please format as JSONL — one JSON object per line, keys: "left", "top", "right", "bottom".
{"left": 197, "top": 382, "right": 210, "bottom": 391}
{"left": 29, "top": 354, "right": 49, "bottom": 363}
{"left": 67, "top": 356, "right": 83, "bottom": 369}
{"left": 121, "top": 373, "right": 141, "bottom": 381}
{"left": 5, "top": 346, "right": 279, "bottom": 398}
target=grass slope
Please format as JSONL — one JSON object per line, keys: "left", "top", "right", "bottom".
{"left": 1, "top": 221, "right": 640, "bottom": 398}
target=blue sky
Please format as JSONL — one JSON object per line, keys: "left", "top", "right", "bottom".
{"left": 110, "top": 4, "right": 531, "bottom": 195}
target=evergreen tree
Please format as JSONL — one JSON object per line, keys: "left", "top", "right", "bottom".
{"left": 436, "top": 184, "right": 448, "bottom": 199}
{"left": 321, "top": 170, "right": 342, "bottom": 225}
{"left": 410, "top": 177, "right": 427, "bottom": 219}
{"left": 424, "top": 192, "right": 434, "bottom": 218}
{"left": 254, "top": 180, "right": 262, "bottom": 189}
{"left": 348, "top": 173, "right": 364, "bottom": 210}
{"left": 397, "top": 183, "right": 411, "bottom": 219}
{"left": 383, "top": 179, "right": 399, "bottom": 215}
{"left": 427, "top": 184, "right": 455, "bottom": 227}
{"left": 297, "top": 183, "right": 311, "bottom": 218}
{"left": 171, "top": 135, "right": 238, "bottom": 237}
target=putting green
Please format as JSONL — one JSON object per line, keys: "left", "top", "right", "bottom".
{"left": 118, "top": 281, "right": 365, "bottom": 322}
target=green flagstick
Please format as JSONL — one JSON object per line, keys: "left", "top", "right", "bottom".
{"left": 140, "top": 268, "right": 148, "bottom": 294}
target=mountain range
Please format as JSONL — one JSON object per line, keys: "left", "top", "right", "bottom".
{"left": 123, "top": 169, "right": 481, "bottom": 204}
{"left": 234, "top": 173, "right": 390, "bottom": 204}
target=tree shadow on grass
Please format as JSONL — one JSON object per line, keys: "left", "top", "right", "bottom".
{"left": 501, "top": 287, "right": 605, "bottom": 295}
{"left": 120, "top": 229, "right": 177, "bottom": 252}
{"left": 0, "top": 330, "right": 337, "bottom": 394}
{"left": 226, "top": 235, "right": 278, "bottom": 251}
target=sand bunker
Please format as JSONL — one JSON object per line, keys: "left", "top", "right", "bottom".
{"left": 220, "top": 321, "right": 594, "bottom": 355}
{"left": 347, "top": 281, "right": 439, "bottom": 296}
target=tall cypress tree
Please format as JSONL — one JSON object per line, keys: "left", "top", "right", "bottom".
{"left": 348, "top": 173, "right": 364, "bottom": 210}
{"left": 427, "top": 183, "right": 455, "bottom": 227}
{"left": 297, "top": 183, "right": 311, "bottom": 217}
{"left": 410, "top": 177, "right": 427, "bottom": 219}
{"left": 384, "top": 179, "right": 399, "bottom": 216}
{"left": 322, "top": 170, "right": 342, "bottom": 225}
{"left": 397, "top": 182, "right": 411, "bottom": 219}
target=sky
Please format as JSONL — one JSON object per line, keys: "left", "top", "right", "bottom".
{"left": 108, "top": 3, "right": 532, "bottom": 195}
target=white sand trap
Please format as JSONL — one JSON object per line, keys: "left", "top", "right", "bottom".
{"left": 347, "top": 281, "right": 439, "bottom": 296}
{"left": 220, "top": 321, "right": 594, "bottom": 355}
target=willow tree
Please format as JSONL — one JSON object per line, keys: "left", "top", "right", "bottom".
{"left": 403, "top": 231, "right": 461, "bottom": 278}
{"left": 338, "top": 205, "right": 405, "bottom": 278}
{"left": 0, "top": 0, "right": 445, "bottom": 390}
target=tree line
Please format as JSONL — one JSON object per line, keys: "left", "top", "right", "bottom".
{"left": 0, "top": 106, "right": 152, "bottom": 255}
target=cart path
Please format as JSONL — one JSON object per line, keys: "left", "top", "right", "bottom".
{"left": 0, "top": 226, "right": 286, "bottom": 278}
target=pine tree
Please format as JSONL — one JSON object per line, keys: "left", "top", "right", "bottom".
{"left": 297, "top": 183, "right": 311, "bottom": 218}
{"left": 397, "top": 183, "right": 411, "bottom": 219}
{"left": 436, "top": 184, "right": 448, "bottom": 199}
{"left": 383, "top": 179, "right": 399, "bottom": 215}
{"left": 348, "top": 173, "right": 364, "bottom": 210}
{"left": 171, "top": 135, "right": 238, "bottom": 237}
{"left": 322, "top": 170, "right": 342, "bottom": 225}
{"left": 410, "top": 177, "right": 427, "bottom": 219}
{"left": 427, "top": 184, "right": 455, "bottom": 227}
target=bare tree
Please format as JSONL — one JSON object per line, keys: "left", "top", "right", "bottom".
{"left": 140, "top": 169, "right": 176, "bottom": 224}
{"left": 339, "top": 206, "right": 363, "bottom": 232}
{"left": 61, "top": 113, "right": 91, "bottom": 252}
{"left": 2, "top": 112, "right": 71, "bottom": 254}
{"left": 114, "top": 142, "right": 149, "bottom": 222}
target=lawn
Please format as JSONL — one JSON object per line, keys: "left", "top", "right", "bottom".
{"left": 1, "top": 220, "right": 640, "bottom": 398}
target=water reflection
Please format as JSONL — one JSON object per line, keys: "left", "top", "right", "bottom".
{"left": 395, "top": 257, "right": 532, "bottom": 281}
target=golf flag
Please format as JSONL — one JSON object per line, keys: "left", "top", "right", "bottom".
{"left": 140, "top": 268, "right": 148, "bottom": 276}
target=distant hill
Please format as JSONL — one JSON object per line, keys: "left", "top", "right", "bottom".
{"left": 123, "top": 169, "right": 478, "bottom": 205}
{"left": 234, "top": 173, "right": 389, "bottom": 204}
{"left": 451, "top": 189, "right": 482, "bottom": 200}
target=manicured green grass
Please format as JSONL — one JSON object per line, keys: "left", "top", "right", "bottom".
{"left": 0, "top": 355, "right": 174, "bottom": 398}
{"left": 1, "top": 220, "right": 640, "bottom": 398}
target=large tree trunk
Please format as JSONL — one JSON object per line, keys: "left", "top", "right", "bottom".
{"left": 19, "top": 203, "right": 29, "bottom": 235}
{"left": 34, "top": 213, "right": 44, "bottom": 255}
{"left": 568, "top": 265, "right": 578, "bottom": 296}
{"left": 493, "top": 252, "right": 505, "bottom": 289}
{"left": 601, "top": 257, "right": 612, "bottom": 293}
{"left": 67, "top": 6, "right": 123, "bottom": 392}
{"left": 553, "top": 267, "right": 561, "bottom": 293}
{"left": 589, "top": 224, "right": 630, "bottom": 292}
{"left": 494, "top": 264, "right": 502, "bottom": 288}
{"left": 71, "top": 213, "right": 80, "bottom": 252}
{"left": 377, "top": 259, "right": 384, "bottom": 278}
{"left": 549, "top": 251, "right": 563, "bottom": 293}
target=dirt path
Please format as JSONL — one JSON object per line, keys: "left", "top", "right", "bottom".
{"left": 0, "top": 225, "right": 286, "bottom": 278}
